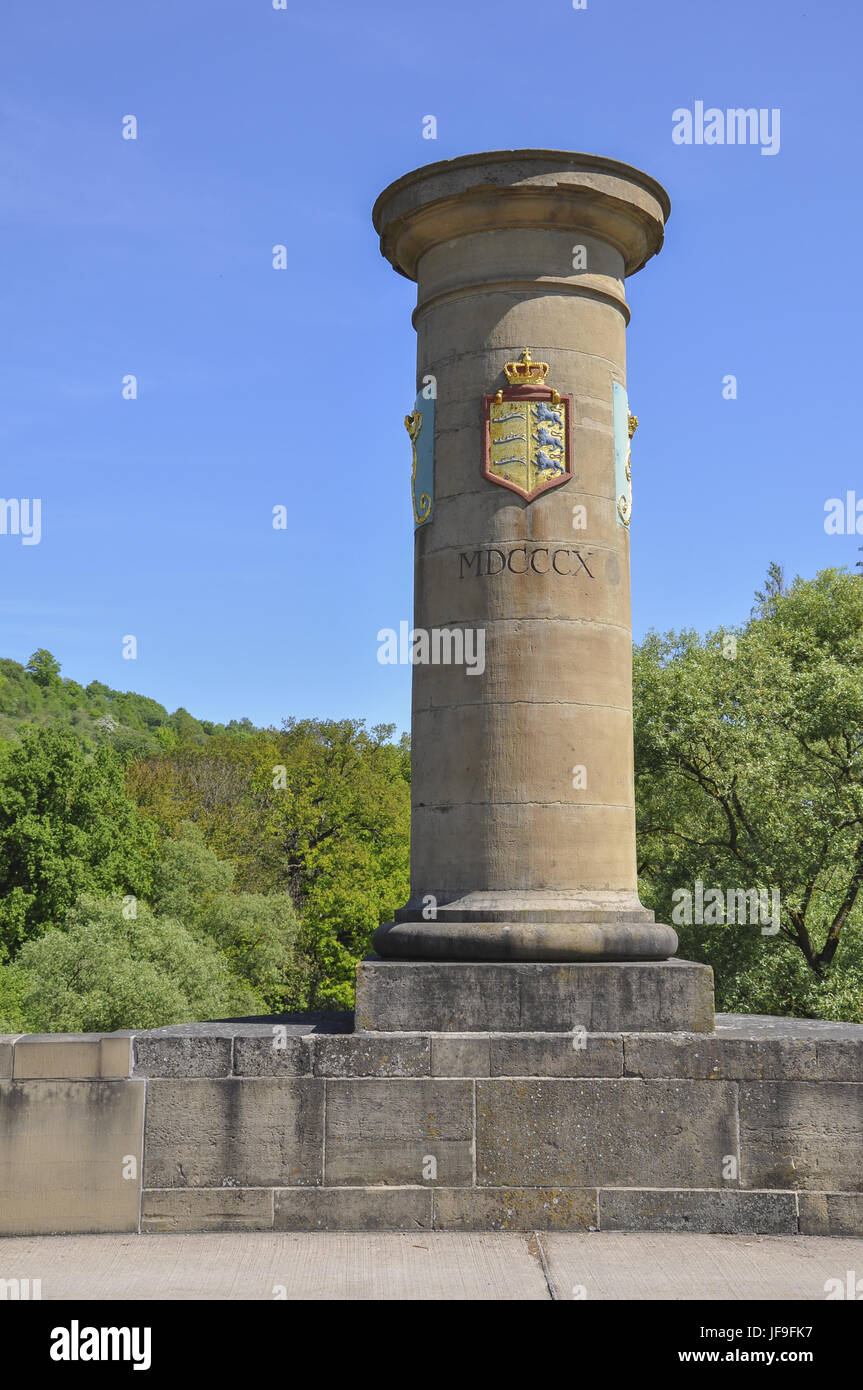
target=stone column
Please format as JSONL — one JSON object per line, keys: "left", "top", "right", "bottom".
{"left": 372, "top": 150, "right": 676, "bottom": 964}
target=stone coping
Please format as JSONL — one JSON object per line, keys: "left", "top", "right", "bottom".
{"left": 0, "top": 1033, "right": 133, "bottom": 1081}
{"left": 3, "top": 1013, "right": 862, "bottom": 1080}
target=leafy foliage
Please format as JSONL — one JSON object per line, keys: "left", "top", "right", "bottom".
{"left": 149, "top": 826, "right": 306, "bottom": 1011}
{"left": 0, "top": 727, "right": 159, "bottom": 960}
{"left": 634, "top": 566, "right": 863, "bottom": 1018}
{"left": 0, "top": 661, "right": 407, "bottom": 1025}
{"left": 0, "top": 651, "right": 254, "bottom": 754}
{"left": 128, "top": 720, "right": 410, "bottom": 1009}
{"left": 9, "top": 896, "right": 264, "bottom": 1033}
{"left": 5, "top": 567, "right": 863, "bottom": 1033}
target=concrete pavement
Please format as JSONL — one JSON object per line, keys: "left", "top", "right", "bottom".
{"left": 2, "top": 1231, "right": 862, "bottom": 1300}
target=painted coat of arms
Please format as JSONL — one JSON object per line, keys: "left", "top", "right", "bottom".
{"left": 405, "top": 390, "right": 434, "bottom": 527}
{"left": 482, "top": 349, "right": 573, "bottom": 501}
{"left": 613, "top": 380, "right": 638, "bottom": 527}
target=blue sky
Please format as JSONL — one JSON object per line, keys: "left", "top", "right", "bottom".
{"left": 1, "top": 0, "right": 860, "bottom": 734}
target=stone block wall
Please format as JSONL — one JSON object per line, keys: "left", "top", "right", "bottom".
{"left": 0, "top": 1034, "right": 143, "bottom": 1236}
{"left": 2, "top": 1016, "right": 862, "bottom": 1237}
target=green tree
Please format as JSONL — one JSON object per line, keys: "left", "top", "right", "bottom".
{"left": 127, "top": 719, "right": 410, "bottom": 1009}
{"left": 198, "top": 892, "right": 305, "bottom": 1012}
{"left": 25, "top": 648, "right": 62, "bottom": 689}
{"left": 634, "top": 565, "right": 863, "bottom": 1019}
{"left": 149, "top": 823, "right": 235, "bottom": 923}
{"left": 148, "top": 825, "right": 307, "bottom": 1009}
{"left": 0, "top": 961, "right": 26, "bottom": 1032}
{"left": 11, "top": 895, "right": 263, "bottom": 1032}
{"left": 255, "top": 719, "right": 410, "bottom": 1008}
{"left": 0, "top": 727, "right": 160, "bottom": 959}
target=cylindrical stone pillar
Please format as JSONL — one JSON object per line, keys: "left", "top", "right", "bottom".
{"left": 372, "top": 150, "right": 676, "bottom": 962}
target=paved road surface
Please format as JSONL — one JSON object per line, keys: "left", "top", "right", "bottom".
{"left": 2, "top": 1232, "right": 861, "bottom": 1300}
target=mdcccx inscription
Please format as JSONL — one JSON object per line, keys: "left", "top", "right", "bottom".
{"left": 458, "top": 546, "right": 594, "bottom": 578}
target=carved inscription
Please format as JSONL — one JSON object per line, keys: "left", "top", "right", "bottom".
{"left": 458, "top": 547, "right": 594, "bottom": 579}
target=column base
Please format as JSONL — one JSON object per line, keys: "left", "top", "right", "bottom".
{"left": 355, "top": 959, "right": 715, "bottom": 1033}
{"left": 376, "top": 891, "right": 677, "bottom": 962}
{"left": 373, "top": 918, "right": 677, "bottom": 962}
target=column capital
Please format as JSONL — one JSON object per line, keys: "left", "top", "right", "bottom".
{"left": 373, "top": 148, "right": 670, "bottom": 282}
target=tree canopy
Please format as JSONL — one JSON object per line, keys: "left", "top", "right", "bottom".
{"left": 0, "top": 673, "right": 408, "bottom": 1027}
{"left": 0, "top": 727, "right": 159, "bottom": 960}
{"left": 2, "top": 563, "right": 863, "bottom": 1033}
{"left": 635, "top": 565, "right": 863, "bottom": 1020}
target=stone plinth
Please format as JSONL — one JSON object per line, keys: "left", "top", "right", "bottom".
{"left": 354, "top": 959, "right": 715, "bottom": 1034}
{"left": 5, "top": 1017, "right": 863, "bottom": 1236}
{"left": 372, "top": 149, "right": 675, "bottom": 963}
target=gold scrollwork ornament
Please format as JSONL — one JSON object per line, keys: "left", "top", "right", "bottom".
{"left": 617, "top": 412, "right": 638, "bottom": 526}
{"left": 405, "top": 409, "right": 431, "bottom": 525}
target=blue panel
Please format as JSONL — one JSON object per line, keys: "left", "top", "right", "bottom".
{"left": 612, "top": 381, "right": 630, "bottom": 528}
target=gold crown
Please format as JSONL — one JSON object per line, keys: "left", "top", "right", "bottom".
{"left": 504, "top": 348, "right": 549, "bottom": 385}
